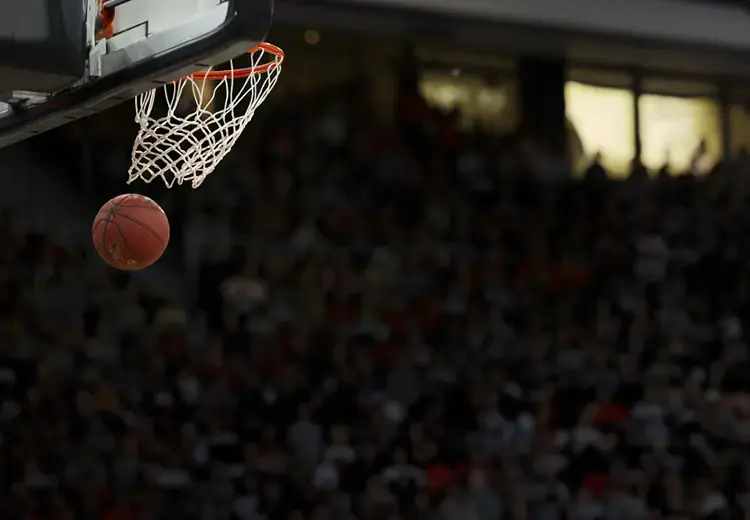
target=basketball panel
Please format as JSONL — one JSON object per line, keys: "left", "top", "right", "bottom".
{"left": 117, "top": 193, "right": 162, "bottom": 209}
{"left": 110, "top": 217, "right": 167, "bottom": 268}
{"left": 97, "top": 194, "right": 132, "bottom": 216}
{"left": 103, "top": 221, "right": 142, "bottom": 269}
{"left": 114, "top": 204, "right": 171, "bottom": 249}
{"left": 93, "top": 220, "right": 122, "bottom": 269}
{"left": 109, "top": 194, "right": 132, "bottom": 206}
{"left": 92, "top": 217, "right": 108, "bottom": 254}
{"left": 116, "top": 195, "right": 170, "bottom": 244}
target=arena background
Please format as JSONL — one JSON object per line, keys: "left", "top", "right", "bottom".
{"left": 0, "top": 0, "right": 749, "bottom": 519}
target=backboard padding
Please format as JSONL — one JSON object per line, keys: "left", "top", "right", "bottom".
{"left": 109, "top": 0, "right": 229, "bottom": 52}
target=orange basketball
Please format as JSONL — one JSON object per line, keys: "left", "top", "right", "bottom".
{"left": 92, "top": 194, "right": 170, "bottom": 270}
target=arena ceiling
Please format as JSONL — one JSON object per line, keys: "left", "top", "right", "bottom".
{"left": 275, "top": 0, "right": 750, "bottom": 82}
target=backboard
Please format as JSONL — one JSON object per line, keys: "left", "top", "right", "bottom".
{"left": 0, "top": 0, "right": 274, "bottom": 148}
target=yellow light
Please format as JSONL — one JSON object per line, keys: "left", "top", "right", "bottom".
{"left": 565, "top": 82, "right": 634, "bottom": 177}
{"left": 303, "top": 30, "right": 321, "bottom": 45}
{"left": 639, "top": 94, "right": 720, "bottom": 174}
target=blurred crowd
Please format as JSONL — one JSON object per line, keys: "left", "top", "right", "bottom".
{"left": 3, "top": 74, "right": 750, "bottom": 520}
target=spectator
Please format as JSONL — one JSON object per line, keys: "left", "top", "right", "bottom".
{"left": 4, "top": 71, "right": 750, "bottom": 520}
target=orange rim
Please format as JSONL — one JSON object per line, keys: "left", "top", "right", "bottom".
{"left": 190, "top": 42, "right": 284, "bottom": 80}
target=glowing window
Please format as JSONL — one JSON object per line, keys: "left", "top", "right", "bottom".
{"left": 565, "top": 82, "right": 634, "bottom": 177}
{"left": 639, "top": 95, "right": 721, "bottom": 174}
{"left": 420, "top": 72, "right": 517, "bottom": 131}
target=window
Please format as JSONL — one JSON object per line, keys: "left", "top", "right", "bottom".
{"left": 565, "top": 82, "right": 635, "bottom": 177}
{"left": 638, "top": 94, "right": 721, "bottom": 174}
{"left": 419, "top": 72, "right": 517, "bottom": 131}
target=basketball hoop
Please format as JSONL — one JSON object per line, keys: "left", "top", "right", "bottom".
{"left": 127, "top": 42, "right": 284, "bottom": 189}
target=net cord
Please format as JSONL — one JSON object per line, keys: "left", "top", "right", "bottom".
{"left": 127, "top": 48, "right": 283, "bottom": 189}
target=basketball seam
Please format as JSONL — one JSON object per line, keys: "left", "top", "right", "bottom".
{"left": 109, "top": 205, "right": 166, "bottom": 211}
{"left": 113, "top": 223, "right": 141, "bottom": 269}
{"left": 99, "top": 195, "right": 131, "bottom": 268}
{"left": 110, "top": 195, "right": 132, "bottom": 209}
{"left": 98, "top": 201, "right": 159, "bottom": 218}
{"left": 112, "top": 212, "right": 167, "bottom": 247}
{"left": 100, "top": 218, "right": 112, "bottom": 266}
{"left": 92, "top": 218, "right": 106, "bottom": 233}
{"left": 93, "top": 218, "right": 107, "bottom": 260}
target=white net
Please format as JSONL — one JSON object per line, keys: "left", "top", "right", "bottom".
{"left": 128, "top": 45, "right": 283, "bottom": 189}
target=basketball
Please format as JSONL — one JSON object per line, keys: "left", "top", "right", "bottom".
{"left": 92, "top": 194, "right": 170, "bottom": 270}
